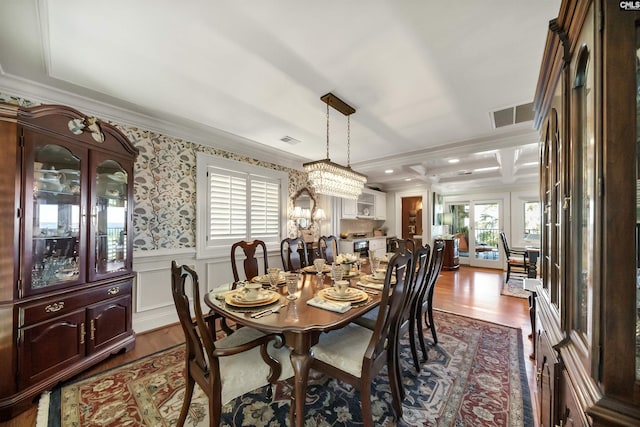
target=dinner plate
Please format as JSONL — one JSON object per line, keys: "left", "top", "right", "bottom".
{"left": 225, "top": 290, "right": 280, "bottom": 308}
{"left": 251, "top": 273, "right": 286, "bottom": 285}
{"left": 362, "top": 274, "right": 396, "bottom": 285}
{"left": 302, "top": 265, "right": 331, "bottom": 273}
{"left": 327, "top": 271, "right": 360, "bottom": 278}
{"left": 318, "top": 287, "right": 368, "bottom": 303}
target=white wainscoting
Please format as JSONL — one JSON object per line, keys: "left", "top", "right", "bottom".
{"left": 132, "top": 247, "right": 281, "bottom": 333}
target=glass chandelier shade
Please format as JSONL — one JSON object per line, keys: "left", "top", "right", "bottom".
{"left": 303, "top": 93, "right": 367, "bottom": 200}
{"left": 303, "top": 159, "right": 367, "bottom": 200}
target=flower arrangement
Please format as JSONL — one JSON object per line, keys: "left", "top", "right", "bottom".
{"left": 336, "top": 253, "right": 358, "bottom": 264}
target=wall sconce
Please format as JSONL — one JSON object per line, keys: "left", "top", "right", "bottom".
{"left": 314, "top": 208, "right": 326, "bottom": 227}
{"left": 294, "top": 207, "right": 312, "bottom": 228}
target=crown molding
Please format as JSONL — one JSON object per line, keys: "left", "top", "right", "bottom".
{"left": 0, "top": 73, "right": 307, "bottom": 171}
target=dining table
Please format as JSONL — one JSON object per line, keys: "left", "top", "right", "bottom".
{"left": 204, "top": 267, "right": 381, "bottom": 427}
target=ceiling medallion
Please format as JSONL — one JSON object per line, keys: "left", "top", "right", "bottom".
{"left": 303, "top": 93, "right": 367, "bottom": 200}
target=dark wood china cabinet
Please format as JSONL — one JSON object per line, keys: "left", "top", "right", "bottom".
{"left": 534, "top": 1, "right": 640, "bottom": 425}
{"left": 0, "top": 103, "right": 137, "bottom": 419}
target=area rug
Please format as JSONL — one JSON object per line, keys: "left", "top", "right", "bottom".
{"left": 501, "top": 274, "right": 531, "bottom": 299}
{"left": 39, "top": 310, "right": 533, "bottom": 426}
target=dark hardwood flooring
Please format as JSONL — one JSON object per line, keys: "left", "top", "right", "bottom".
{"left": 1, "top": 265, "right": 537, "bottom": 427}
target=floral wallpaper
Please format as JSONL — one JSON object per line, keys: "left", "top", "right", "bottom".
{"left": 0, "top": 92, "right": 313, "bottom": 251}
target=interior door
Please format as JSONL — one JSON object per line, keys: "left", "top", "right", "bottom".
{"left": 445, "top": 198, "right": 504, "bottom": 268}
{"left": 469, "top": 200, "right": 503, "bottom": 268}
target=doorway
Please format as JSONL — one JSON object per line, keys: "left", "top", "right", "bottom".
{"left": 445, "top": 198, "right": 504, "bottom": 269}
{"left": 401, "top": 196, "right": 423, "bottom": 247}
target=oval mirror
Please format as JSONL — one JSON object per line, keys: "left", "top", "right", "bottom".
{"left": 292, "top": 187, "right": 316, "bottom": 229}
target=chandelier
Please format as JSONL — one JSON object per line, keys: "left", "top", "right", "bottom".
{"left": 303, "top": 93, "right": 367, "bottom": 200}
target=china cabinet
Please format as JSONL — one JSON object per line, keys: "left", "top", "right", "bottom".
{"left": 533, "top": 1, "right": 640, "bottom": 425}
{"left": 0, "top": 103, "right": 137, "bottom": 419}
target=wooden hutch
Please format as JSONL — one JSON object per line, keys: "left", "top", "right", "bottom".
{"left": 0, "top": 104, "right": 137, "bottom": 419}
{"left": 533, "top": 0, "right": 640, "bottom": 425}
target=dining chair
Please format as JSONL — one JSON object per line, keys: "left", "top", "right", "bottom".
{"left": 280, "top": 237, "right": 309, "bottom": 271}
{"left": 400, "top": 244, "right": 431, "bottom": 373}
{"left": 231, "top": 239, "right": 269, "bottom": 283}
{"left": 499, "top": 231, "right": 529, "bottom": 282}
{"left": 170, "top": 261, "right": 293, "bottom": 427}
{"left": 388, "top": 237, "right": 415, "bottom": 254}
{"left": 414, "top": 239, "right": 445, "bottom": 360}
{"left": 309, "top": 251, "right": 413, "bottom": 425}
{"left": 355, "top": 243, "right": 429, "bottom": 403}
{"left": 318, "top": 235, "right": 338, "bottom": 264}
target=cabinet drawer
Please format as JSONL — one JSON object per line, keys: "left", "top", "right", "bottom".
{"left": 19, "top": 280, "right": 132, "bottom": 327}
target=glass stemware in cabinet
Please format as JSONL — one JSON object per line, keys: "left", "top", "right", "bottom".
{"left": 31, "top": 144, "right": 81, "bottom": 290}
{"left": 94, "top": 160, "right": 128, "bottom": 276}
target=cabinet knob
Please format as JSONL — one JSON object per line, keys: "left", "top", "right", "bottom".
{"left": 45, "top": 302, "right": 65, "bottom": 313}
{"left": 107, "top": 286, "right": 120, "bottom": 295}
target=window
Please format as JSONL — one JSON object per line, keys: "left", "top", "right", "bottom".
{"left": 197, "top": 153, "right": 287, "bottom": 258}
{"left": 523, "top": 200, "right": 541, "bottom": 240}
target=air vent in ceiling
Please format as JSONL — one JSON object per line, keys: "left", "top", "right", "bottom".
{"left": 280, "top": 136, "right": 301, "bottom": 145}
{"left": 491, "top": 102, "right": 534, "bottom": 128}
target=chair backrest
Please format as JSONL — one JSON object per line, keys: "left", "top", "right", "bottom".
{"left": 170, "top": 261, "right": 216, "bottom": 384}
{"left": 318, "top": 235, "right": 338, "bottom": 264}
{"left": 280, "top": 237, "right": 309, "bottom": 271}
{"left": 367, "top": 250, "right": 413, "bottom": 359}
{"left": 403, "top": 244, "right": 431, "bottom": 328}
{"left": 388, "top": 238, "right": 415, "bottom": 254}
{"left": 420, "top": 239, "right": 446, "bottom": 306}
{"left": 499, "top": 231, "right": 512, "bottom": 259}
{"left": 231, "top": 240, "right": 269, "bottom": 282}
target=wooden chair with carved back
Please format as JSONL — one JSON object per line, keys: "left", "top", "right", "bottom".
{"left": 231, "top": 239, "right": 269, "bottom": 283}
{"left": 318, "top": 235, "right": 338, "bottom": 264}
{"left": 170, "top": 261, "right": 292, "bottom": 427}
{"left": 414, "top": 239, "right": 445, "bottom": 359}
{"left": 280, "top": 237, "right": 309, "bottom": 271}
{"left": 309, "top": 251, "right": 413, "bottom": 425}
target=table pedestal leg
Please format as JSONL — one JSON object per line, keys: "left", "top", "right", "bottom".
{"left": 284, "top": 332, "right": 318, "bottom": 427}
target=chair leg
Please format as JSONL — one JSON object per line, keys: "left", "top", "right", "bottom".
{"left": 506, "top": 264, "right": 511, "bottom": 282}
{"left": 177, "top": 373, "right": 195, "bottom": 427}
{"left": 361, "top": 383, "right": 374, "bottom": 427}
{"left": 417, "top": 307, "right": 428, "bottom": 361}
{"left": 426, "top": 304, "right": 438, "bottom": 345}
{"left": 390, "top": 339, "right": 405, "bottom": 402}
{"left": 209, "top": 388, "right": 223, "bottom": 427}
{"left": 387, "top": 349, "right": 404, "bottom": 420}
{"left": 408, "top": 315, "right": 420, "bottom": 372}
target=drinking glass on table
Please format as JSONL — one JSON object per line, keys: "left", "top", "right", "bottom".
{"left": 285, "top": 273, "right": 300, "bottom": 300}
{"left": 370, "top": 256, "right": 380, "bottom": 273}
{"left": 267, "top": 267, "right": 281, "bottom": 290}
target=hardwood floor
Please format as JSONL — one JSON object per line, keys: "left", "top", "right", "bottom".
{"left": 1, "top": 265, "right": 537, "bottom": 427}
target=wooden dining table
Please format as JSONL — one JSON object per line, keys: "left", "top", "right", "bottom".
{"left": 204, "top": 270, "right": 381, "bottom": 427}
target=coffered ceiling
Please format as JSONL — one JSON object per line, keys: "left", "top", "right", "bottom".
{"left": 0, "top": 0, "right": 560, "bottom": 193}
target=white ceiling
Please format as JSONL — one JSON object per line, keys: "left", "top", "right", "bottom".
{"left": 0, "top": 0, "right": 559, "bottom": 193}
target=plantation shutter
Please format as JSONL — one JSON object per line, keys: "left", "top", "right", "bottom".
{"left": 208, "top": 168, "right": 247, "bottom": 241}
{"left": 250, "top": 177, "right": 280, "bottom": 243}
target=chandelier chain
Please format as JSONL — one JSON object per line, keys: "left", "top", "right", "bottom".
{"left": 347, "top": 115, "right": 351, "bottom": 167}
{"left": 326, "top": 103, "right": 330, "bottom": 160}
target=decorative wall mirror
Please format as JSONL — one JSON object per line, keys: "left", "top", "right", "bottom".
{"left": 292, "top": 187, "right": 317, "bottom": 229}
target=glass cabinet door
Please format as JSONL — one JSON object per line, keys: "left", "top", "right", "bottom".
{"left": 25, "top": 136, "right": 87, "bottom": 296}
{"left": 90, "top": 155, "right": 130, "bottom": 281}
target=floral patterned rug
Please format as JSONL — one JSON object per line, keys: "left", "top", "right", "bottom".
{"left": 40, "top": 310, "right": 533, "bottom": 426}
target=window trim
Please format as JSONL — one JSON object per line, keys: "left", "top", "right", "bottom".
{"left": 196, "top": 153, "right": 288, "bottom": 259}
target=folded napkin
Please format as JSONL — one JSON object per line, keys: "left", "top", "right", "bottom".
{"left": 209, "top": 283, "right": 239, "bottom": 299}
{"left": 306, "top": 297, "right": 351, "bottom": 313}
{"left": 356, "top": 281, "right": 384, "bottom": 290}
